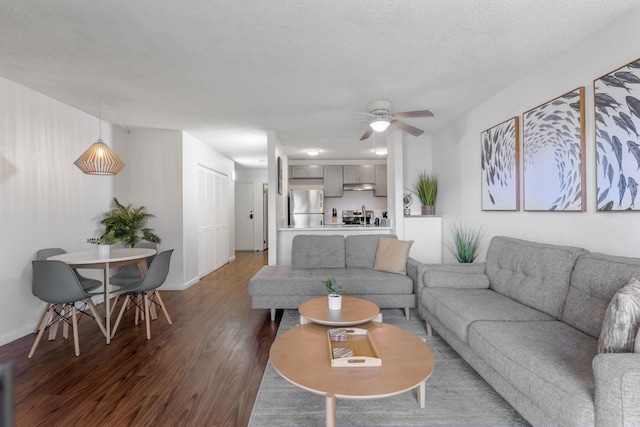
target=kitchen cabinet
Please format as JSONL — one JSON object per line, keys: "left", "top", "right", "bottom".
{"left": 374, "top": 164, "right": 387, "bottom": 197}
{"left": 290, "top": 165, "right": 324, "bottom": 179}
{"left": 343, "top": 165, "right": 375, "bottom": 184}
{"left": 323, "top": 165, "right": 343, "bottom": 197}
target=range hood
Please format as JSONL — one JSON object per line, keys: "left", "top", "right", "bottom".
{"left": 343, "top": 183, "right": 376, "bottom": 191}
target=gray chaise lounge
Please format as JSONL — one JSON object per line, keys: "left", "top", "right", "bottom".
{"left": 249, "top": 234, "right": 418, "bottom": 321}
{"left": 417, "top": 236, "right": 640, "bottom": 427}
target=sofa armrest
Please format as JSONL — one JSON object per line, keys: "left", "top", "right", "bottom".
{"left": 593, "top": 353, "right": 640, "bottom": 427}
{"left": 417, "top": 263, "right": 488, "bottom": 290}
{"left": 406, "top": 257, "right": 419, "bottom": 284}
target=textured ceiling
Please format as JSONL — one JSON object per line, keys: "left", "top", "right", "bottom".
{"left": 1, "top": 0, "right": 639, "bottom": 167}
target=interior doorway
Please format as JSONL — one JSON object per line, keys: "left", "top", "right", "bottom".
{"left": 263, "top": 184, "right": 268, "bottom": 250}
{"left": 235, "top": 182, "right": 254, "bottom": 251}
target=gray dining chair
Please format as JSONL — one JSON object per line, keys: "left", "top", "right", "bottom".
{"left": 34, "top": 248, "right": 102, "bottom": 335}
{"left": 109, "top": 242, "right": 157, "bottom": 316}
{"left": 111, "top": 250, "right": 173, "bottom": 340}
{"left": 29, "top": 260, "right": 106, "bottom": 358}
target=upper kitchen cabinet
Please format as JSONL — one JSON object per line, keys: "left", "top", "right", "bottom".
{"left": 343, "top": 165, "right": 374, "bottom": 184}
{"left": 374, "top": 164, "right": 387, "bottom": 197}
{"left": 324, "top": 165, "right": 343, "bottom": 197}
{"left": 290, "top": 165, "right": 324, "bottom": 179}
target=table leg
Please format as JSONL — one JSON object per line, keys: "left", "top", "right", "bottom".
{"left": 418, "top": 380, "right": 426, "bottom": 408}
{"left": 104, "top": 262, "right": 111, "bottom": 344}
{"left": 326, "top": 394, "right": 336, "bottom": 427}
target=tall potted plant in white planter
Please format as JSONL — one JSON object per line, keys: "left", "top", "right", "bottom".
{"left": 412, "top": 171, "right": 438, "bottom": 215}
{"left": 322, "top": 275, "right": 342, "bottom": 310}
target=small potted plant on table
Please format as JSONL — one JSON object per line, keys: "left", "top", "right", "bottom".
{"left": 322, "top": 275, "right": 342, "bottom": 310}
{"left": 87, "top": 229, "right": 120, "bottom": 257}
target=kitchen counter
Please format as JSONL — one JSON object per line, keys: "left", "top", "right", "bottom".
{"left": 276, "top": 225, "right": 393, "bottom": 265}
{"left": 279, "top": 224, "right": 392, "bottom": 231}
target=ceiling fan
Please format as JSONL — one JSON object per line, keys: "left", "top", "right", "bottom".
{"left": 359, "top": 100, "right": 434, "bottom": 140}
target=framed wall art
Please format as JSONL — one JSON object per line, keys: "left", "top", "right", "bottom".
{"left": 594, "top": 56, "right": 640, "bottom": 211}
{"left": 481, "top": 117, "right": 520, "bottom": 211}
{"left": 522, "top": 87, "right": 586, "bottom": 211}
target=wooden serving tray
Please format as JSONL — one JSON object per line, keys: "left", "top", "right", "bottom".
{"left": 327, "top": 328, "right": 382, "bottom": 367}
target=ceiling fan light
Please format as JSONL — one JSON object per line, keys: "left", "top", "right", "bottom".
{"left": 370, "top": 119, "right": 390, "bottom": 132}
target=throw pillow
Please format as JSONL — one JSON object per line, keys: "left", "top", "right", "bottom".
{"left": 373, "top": 237, "right": 414, "bottom": 275}
{"left": 598, "top": 277, "right": 640, "bottom": 353}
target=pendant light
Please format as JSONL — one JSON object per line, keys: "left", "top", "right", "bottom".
{"left": 74, "top": 101, "right": 125, "bottom": 175}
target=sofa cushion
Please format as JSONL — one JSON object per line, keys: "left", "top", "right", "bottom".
{"left": 345, "top": 234, "right": 396, "bottom": 268}
{"left": 373, "top": 237, "right": 413, "bottom": 275}
{"left": 248, "top": 266, "right": 414, "bottom": 296}
{"left": 291, "top": 235, "right": 345, "bottom": 269}
{"left": 597, "top": 277, "right": 640, "bottom": 353}
{"left": 468, "top": 320, "right": 597, "bottom": 427}
{"left": 421, "top": 287, "right": 552, "bottom": 342}
{"left": 485, "top": 236, "right": 587, "bottom": 318}
{"left": 562, "top": 252, "right": 640, "bottom": 338}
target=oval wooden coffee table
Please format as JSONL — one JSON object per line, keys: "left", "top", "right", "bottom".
{"left": 270, "top": 321, "right": 435, "bottom": 427}
{"left": 298, "top": 296, "right": 381, "bottom": 326}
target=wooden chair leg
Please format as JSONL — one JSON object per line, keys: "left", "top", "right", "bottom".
{"left": 86, "top": 299, "right": 107, "bottom": 337}
{"left": 71, "top": 306, "right": 80, "bottom": 356}
{"left": 34, "top": 303, "right": 51, "bottom": 333}
{"left": 110, "top": 294, "right": 121, "bottom": 317}
{"left": 63, "top": 304, "right": 70, "bottom": 339}
{"left": 29, "top": 309, "right": 52, "bottom": 358}
{"left": 111, "top": 295, "right": 131, "bottom": 339}
{"left": 48, "top": 304, "right": 61, "bottom": 341}
{"left": 135, "top": 294, "right": 144, "bottom": 325}
{"left": 154, "top": 291, "right": 172, "bottom": 325}
{"left": 144, "top": 292, "right": 151, "bottom": 340}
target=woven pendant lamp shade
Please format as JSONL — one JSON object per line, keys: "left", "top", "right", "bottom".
{"left": 74, "top": 139, "right": 125, "bottom": 175}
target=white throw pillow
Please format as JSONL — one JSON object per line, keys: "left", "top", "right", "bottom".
{"left": 598, "top": 277, "right": 640, "bottom": 353}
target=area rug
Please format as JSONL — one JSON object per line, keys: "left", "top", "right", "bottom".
{"left": 248, "top": 308, "right": 530, "bottom": 427}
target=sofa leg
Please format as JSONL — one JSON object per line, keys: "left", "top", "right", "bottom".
{"left": 426, "top": 321, "right": 432, "bottom": 337}
{"left": 404, "top": 308, "right": 410, "bottom": 319}
{"left": 270, "top": 308, "right": 276, "bottom": 322}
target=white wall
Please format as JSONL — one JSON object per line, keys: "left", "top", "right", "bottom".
{"left": 122, "top": 129, "right": 186, "bottom": 289}
{"left": 0, "top": 76, "right": 125, "bottom": 345}
{"left": 431, "top": 4, "right": 640, "bottom": 262}
{"left": 235, "top": 167, "right": 268, "bottom": 250}
{"left": 403, "top": 134, "right": 434, "bottom": 216}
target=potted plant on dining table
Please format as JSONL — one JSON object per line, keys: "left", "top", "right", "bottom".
{"left": 87, "top": 229, "right": 120, "bottom": 257}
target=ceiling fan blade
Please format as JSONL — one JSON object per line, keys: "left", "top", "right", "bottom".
{"left": 392, "top": 109, "right": 434, "bottom": 118}
{"left": 360, "top": 127, "right": 373, "bottom": 140}
{"left": 390, "top": 120, "right": 424, "bottom": 137}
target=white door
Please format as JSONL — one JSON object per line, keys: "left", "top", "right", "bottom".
{"left": 197, "top": 166, "right": 229, "bottom": 277}
{"left": 235, "top": 182, "right": 254, "bottom": 250}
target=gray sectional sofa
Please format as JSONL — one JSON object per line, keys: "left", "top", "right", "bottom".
{"left": 417, "top": 236, "right": 640, "bottom": 427}
{"left": 249, "top": 234, "right": 418, "bottom": 321}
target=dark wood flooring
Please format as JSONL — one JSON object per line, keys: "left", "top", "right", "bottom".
{"left": 0, "top": 250, "right": 279, "bottom": 427}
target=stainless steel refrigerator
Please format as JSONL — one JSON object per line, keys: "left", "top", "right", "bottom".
{"left": 289, "top": 189, "right": 324, "bottom": 227}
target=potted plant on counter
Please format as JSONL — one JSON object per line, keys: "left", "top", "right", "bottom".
{"left": 322, "top": 275, "right": 342, "bottom": 310}
{"left": 412, "top": 171, "right": 438, "bottom": 215}
{"left": 87, "top": 229, "right": 119, "bottom": 257}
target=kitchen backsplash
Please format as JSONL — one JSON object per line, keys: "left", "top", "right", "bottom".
{"left": 324, "top": 191, "right": 387, "bottom": 223}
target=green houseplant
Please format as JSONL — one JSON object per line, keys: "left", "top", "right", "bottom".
{"left": 412, "top": 171, "right": 438, "bottom": 215}
{"left": 100, "top": 197, "right": 161, "bottom": 248}
{"left": 446, "top": 223, "right": 485, "bottom": 263}
{"left": 87, "top": 229, "right": 119, "bottom": 256}
{"left": 322, "top": 275, "right": 342, "bottom": 310}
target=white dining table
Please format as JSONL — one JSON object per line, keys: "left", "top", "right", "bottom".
{"left": 48, "top": 247, "right": 157, "bottom": 344}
